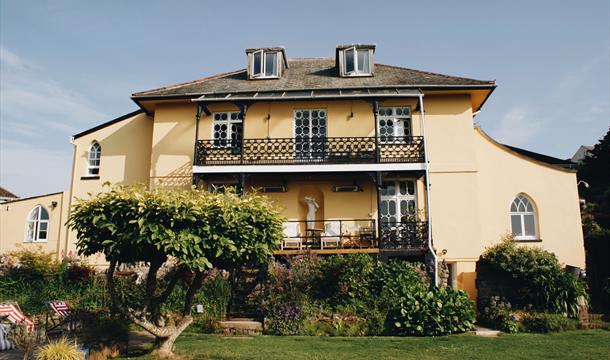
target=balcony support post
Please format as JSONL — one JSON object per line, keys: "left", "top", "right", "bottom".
{"left": 371, "top": 100, "right": 380, "bottom": 162}
{"left": 192, "top": 103, "right": 203, "bottom": 185}
{"left": 418, "top": 93, "right": 438, "bottom": 287}
{"left": 237, "top": 102, "right": 249, "bottom": 165}
{"left": 375, "top": 171, "right": 383, "bottom": 250}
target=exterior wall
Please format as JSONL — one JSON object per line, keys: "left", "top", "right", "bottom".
{"left": 0, "top": 192, "right": 69, "bottom": 257}
{"left": 474, "top": 128, "right": 585, "bottom": 268}
{"left": 66, "top": 111, "right": 153, "bottom": 259}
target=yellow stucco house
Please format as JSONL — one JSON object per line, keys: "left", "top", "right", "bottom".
{"left": 0, "top": 44, "right": 584, "bottom": 299}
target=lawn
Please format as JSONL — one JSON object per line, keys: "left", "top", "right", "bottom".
{"left": 126, "top": 330, "right": 610, "bottom": 360}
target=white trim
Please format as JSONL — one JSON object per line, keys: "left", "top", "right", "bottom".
{"left": 193, "top": 162, "right": 425, "bottom": 174}
{"left": 510, "top": 194, "right": 538, "bottom": 240}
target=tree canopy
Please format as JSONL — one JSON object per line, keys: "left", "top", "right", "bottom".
{"left": 68, "top": 185, "right": 284, "bottom": 356}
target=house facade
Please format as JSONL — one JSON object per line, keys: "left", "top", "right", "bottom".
{"left": 0, "top": 45, "right": 585, "bottom": 299}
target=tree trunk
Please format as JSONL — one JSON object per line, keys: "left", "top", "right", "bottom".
{"left": 150, "top": 316, "right": 193, "bottom": 358}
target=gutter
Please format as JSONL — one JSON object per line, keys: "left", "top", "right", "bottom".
{"left": 418, "top": 93, "right": 438, "bottom": 287}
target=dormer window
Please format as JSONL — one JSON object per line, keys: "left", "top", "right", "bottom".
{"left": 337, "top": 44, "right": 375, "bottom": 77}
{"left": 344, "top": 47, "right": 370, "bottom": 75}
{"left": 247, "top": 47, "right": 287, "bottom": 80}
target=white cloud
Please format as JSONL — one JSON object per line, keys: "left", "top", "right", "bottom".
{"left": 0, "top": 46, "right": 106, "bottom": 196}
{"left": 0, "top": 46, "right": 108, "bottom": 137}
{"left": 490, "top": 107, "right": 543, "bottom": 147}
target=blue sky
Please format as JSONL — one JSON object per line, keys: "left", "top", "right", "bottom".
{"left": 1, "top": 0, "right": 609, "bottom": 197}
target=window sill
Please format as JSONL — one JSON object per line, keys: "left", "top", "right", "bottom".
{"left": 513, "top": 238, "right": 542, "bottom": 243}
{"left": 81, "top": 176, "right": 100, "bottom": 180}
{"left": 23, "top": 240, "right": 48, "bottom": 244}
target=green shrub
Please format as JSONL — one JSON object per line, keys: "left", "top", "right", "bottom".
{"left": 521, "top": 313, "right": 578, "bottom": 333}
{"left": 7, "top": 246, "right": 61, "bottom": 279}
{"left": 262, "top": 263, "right": 307, "bottom": 335}
{"left": 479, "top": 296, "right": 519, "bottom": 333}
{"left": 370, "top": 260, "right": 428, "bottom": 310}
{"left": 190, "top": 315, "right": 220, "bottom": 333}
{"left": 316, "top": 254, "right": 374, "bottom": 308}
{"left": 387, "top": 287, "right": 475, "bottom": 336}
{"left": 480, "top": 237, "right": 588, "bottom": 317}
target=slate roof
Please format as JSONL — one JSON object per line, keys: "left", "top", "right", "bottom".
{"left": 503, "top": 145, "right": 575, "bottom": 168}
{"left": 132, "top": 58, "right": 495, "bottom": 98}
{"left": 0, "top": 186, "right": 18, "bottom": 199}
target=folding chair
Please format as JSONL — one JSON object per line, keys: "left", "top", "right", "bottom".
{"left": 46, "top": 300, "right": 74, "bottom": 332}
{"left": 0, "top": 303, "right": 35, "bottom": 332}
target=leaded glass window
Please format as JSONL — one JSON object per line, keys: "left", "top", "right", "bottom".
{"left": 212, "top": 112, "right": 243, "bottom": 151}
{"left": 294, "top": 109, "right": 327, "bottom": 160}
{"left": 378, "top": 107, "right": 411, "bottom": 143}
{"left": 380, "top": 180, "right": 417, "bottom": 223}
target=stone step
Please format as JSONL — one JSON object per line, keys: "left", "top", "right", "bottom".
{"left": 218, "top": 320, "right": 263, "bottom": 336}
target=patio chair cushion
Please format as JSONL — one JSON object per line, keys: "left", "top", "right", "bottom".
{"left": 0, "top": 324, "right": 13, "bottom": 351}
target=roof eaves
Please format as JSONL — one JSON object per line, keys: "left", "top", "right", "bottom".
{"left": 72, "top": 110, "right": 144, "bottom": 140}
{"left": 2, "top": 191, "right": 63, "bottom": 205}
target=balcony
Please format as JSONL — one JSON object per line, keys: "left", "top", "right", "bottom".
{"left": 275, "top": 219, "right": 428, "bottom": 255}
{"left": 194, "top": 136, "right": 424, "bottom": 166}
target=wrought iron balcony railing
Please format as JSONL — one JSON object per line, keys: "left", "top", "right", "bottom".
{"left": 194, "top": 136, "right": 424, "bottom": 166}
{"left": 277, "top": 219, "right": 428, "bottom": 252}
{"left": 380, "top": 221, "right": 428, "bottom": 250}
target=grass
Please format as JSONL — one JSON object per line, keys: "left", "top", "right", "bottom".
{"left": 124, "top": 330, "right": 610, "bottom": 360}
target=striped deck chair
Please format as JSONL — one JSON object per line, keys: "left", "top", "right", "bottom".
{"left": 0, "top": 303, "right": 35, "bottom": 332}
{"left": 0, "top": 324, "right": 14, "bottom": 351}
{"left": 46, "top": 301, "right": 73, "bottom": 332}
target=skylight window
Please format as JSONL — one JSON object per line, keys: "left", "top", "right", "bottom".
{"left": 343, "top": 47, "right": 371, "bottom": 76}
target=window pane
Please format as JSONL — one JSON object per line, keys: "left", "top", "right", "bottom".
{"left": 26, "top": 222, "right": 36, "bottom": 241}
{"left": 357, "top": 50, "right": 369, "bottom": 73}
{"left": 407, "top": 180, "right": 415, "bottom": 195}
{"left": 39, "top": 207, "right": 49, "bottom": 220}
{"left": 29, "top": 206, "right": 39, "bottom": 221}
{"left": 265, "top": 52, "right": 277, "bottom": 76}
{"left": 253, "top": 52, "right": 262, "bottom": 75}
{"left": 524, "top": 215, "right": 536, "bottom": 237}
{"left": 345, "top": 49, "right": 355, "bottom": 73}
{"left": 511, "top": 215, "right": 522, "bottom": 236}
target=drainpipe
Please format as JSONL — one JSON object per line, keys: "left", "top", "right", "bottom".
{"left": 418, "top": 93, "right": 438, "bottom": 287}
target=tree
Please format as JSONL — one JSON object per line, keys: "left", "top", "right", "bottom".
{"left": 577, "top": 128, "right": 610, "bottom": 312}
{"left": 68, "top": 185, "right": 284, "bottom": 357}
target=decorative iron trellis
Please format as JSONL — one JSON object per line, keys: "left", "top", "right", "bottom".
{"left": 194, "top": 136, "right": 424, "bottom": 165}
{"left": 379, "top": 221, "right": 428, "bottom": 250}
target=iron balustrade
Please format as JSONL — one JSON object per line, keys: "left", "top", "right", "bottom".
{"left": 379, "top": 221, "right": 428, "bottom": 250}
{"left": 279, "top": 219, "right": 428, "bottom": 251}
{"left": 194, "top": 136, "right": 424, "bottom": 166}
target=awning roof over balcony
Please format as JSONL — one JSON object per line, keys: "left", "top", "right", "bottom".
{"left": 193, "top": 87, "right": 422, "bottom": 103}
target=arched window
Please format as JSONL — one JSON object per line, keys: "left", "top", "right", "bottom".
{"left": 510, "top": 194, "right": 537, "bottom": 240}
{"left": 87, "top": 142, "right": 101, "bottom": 175}
{"left": 25, "top": 205, "right": 49, "bottom": 242}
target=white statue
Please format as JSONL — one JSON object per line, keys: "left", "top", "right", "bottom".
{"left": 304, "top": 196, "right": 319, "bottom": 229}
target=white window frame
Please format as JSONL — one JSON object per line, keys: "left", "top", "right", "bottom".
{"left": 87, "top": 142, "right": 101, "bottom": 176}
{"left": 343, "top": 47, "right": 371, "bottom": 76}
{"left": 510, "top": 194, "right": 538, "bottom": 241}
{"left": 251, "top": 50, "right": 279, "bottom": 79}
{"left": 24, "top": 205, "right": 49, "bottom": 243}
{"left": 211, "top": 111, "right": 243, "bottom": 149}
{"left": 380, "top": 179, "right": 418, "bottom": 223}
{"left": 377, "top": 107, "right": 412, "bottom": 144}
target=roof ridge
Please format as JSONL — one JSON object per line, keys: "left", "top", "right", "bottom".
{"left": 132, "top": 68, "right": 246, "bottom": 97}
{"left": 376, "top": 62, "right": 494, "bottom": 84}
